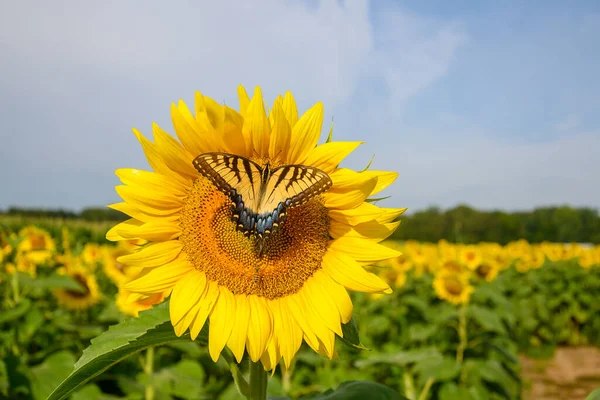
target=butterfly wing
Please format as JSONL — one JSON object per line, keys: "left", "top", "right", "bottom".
{"left": 259, "top": 164, "right": 333, "bottom": 214}
{"left": 192, "top": 153, "right": 263, "bottom": 212}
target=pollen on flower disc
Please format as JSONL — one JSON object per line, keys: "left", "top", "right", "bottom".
{"left": 179, "top": 177, "right": 330, "bottom": 299}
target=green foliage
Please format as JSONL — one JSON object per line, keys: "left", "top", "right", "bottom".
{"left": 392, "top": 205, "right": 600, "bottom": 244}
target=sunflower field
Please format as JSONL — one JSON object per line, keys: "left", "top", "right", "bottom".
{"left": 2, "top": 217, "right": 600, "bottom": 400}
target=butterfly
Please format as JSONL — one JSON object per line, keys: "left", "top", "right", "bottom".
{"left": 193, "top": 152, "right": 333, "bottom": 238}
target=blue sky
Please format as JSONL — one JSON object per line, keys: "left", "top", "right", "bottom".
{"left": 0, "top": 0, "right": 598, "bottom": 213}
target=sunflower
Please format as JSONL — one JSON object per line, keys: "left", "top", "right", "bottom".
{"left": 107, "top": 86, "right": 404, "bottom": 369}
{"left": 5, "top": 255, "right": 37, "bottom": 277}
{"left": 459, "top": 245, "right": 482, "bottom": 271}
{"left": 54, "top": 264, "right": 102, "bottom": 310}
{"left": 17, "top": 226, "right": 55, "bottom": 265}
{"left": 472, "top": 260, "right": 500, "bottom": 282}
{"left": 82, "top": 243, "right": 103, "bottom": 268}
{"left": 433, "top": 270, "right": 473, "bottom": 305}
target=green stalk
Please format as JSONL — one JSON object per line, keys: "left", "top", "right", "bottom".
{"left": 456, "top": 304, "right": 468, "bottom": 364}
{"left": 144, "top": 346, "right": 155, "bottom": 400}
{"left": 222, "top": 350, "right": 250, "bottom": 398}
{"left": 403, "top": 371, "right": 416, "bottom": 400}
{"left": 11, "top": 271, "right": 21, "bottom": 304}
{"left": 248, "top": 360, "right": 268, "bottom": 400}
{"left": 281, "top": 358, "right": 295, "bottom": 394}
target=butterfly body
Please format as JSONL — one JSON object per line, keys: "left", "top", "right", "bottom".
{"left": 193, "top": 152, "right": 332, "bottom": 239}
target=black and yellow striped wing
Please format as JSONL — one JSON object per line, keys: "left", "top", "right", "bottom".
{"left": 192, "top": 152, "right": 263, "bottom": 211}
{"left": 258, "top": 165, "right": 332, "bottom": 214}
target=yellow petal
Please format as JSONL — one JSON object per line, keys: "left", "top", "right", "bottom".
{"left": 322, "top": 249, "right": 392, "bottom": 294}
{"left": 320, "top": 273, "right": 353, "bottom": 324}
{"left": 117, "top": 240, "right": 182, "bottom": 268}
{"left": 124, "top": 258, "right": 193, "bottom": 293}
{"left": 115, "top": 220, "right": 180, "bottom": 242}
{"left": 323, "top": 177, "right": 378, "bottom": 210}
{"left": 329, "top": 202, "right": 385, "bottom": 226}
{"left": 152, "top": 123, "right": 198, "bottom": 179}
{"left": 244, "top": 87, "right": 271, "bottom": 157}
{"left": 116, "top": 186, "right": 183, "bottom": 217}
{"left": 330, "top": 220, "right": 400, "bottom": 242}
{"left": 196, "top": 91, "right": 222, "bottom": 131}
{"left": 115, "top": 169, "right": 188, "bottom": 196}
{"left": 304, "top": 142, "right": 363, "bottom": 174}
{"left": 132, "top": 129, "right": 175, "bottom": 177}
{"left": 208, "top": 287, "right": 236, "bottom": 362}
{"left": 281, "top": 295, "right": 319, "bottom": 353}
{"left": 288, "top": 102, "right": 324, "bottom": 164}
{"left": 329, "top": 237, "right": 401, "bottom": 263}
{"left": 295, "top": 290, "right": 335, "bottom": 357}
{"left": 108, "top": 203, "right": 157, "bottom": 224}
{"left": 170, "top": 270, "right": 207, "bottom": 326}
{"left": 226, "top": 294, "right": 251, "bottom": 363}
{"left": 271, "top": 299, "right": 302, "bottom": 369}
{"left": 106, "top": 219, "right": 143, "bottom": 241}
{"left": 246, "top": 295, "right": 273, "bottom": 362}
{"left": 190, "top": 281, "right": 220, "bottom": 340}
{"left": 281, "top": 90, "right": 298, "bottom": 127}
{"left": 330, "top": 168, "right": 377, "bottom": 190}
{"left": 303, "top": 273, "right": 342, "bottom": 336}
{"left": 237, "top": 85, "right": 251, "bottom": 117}
{"left": 376, "top": 207, "right": 407, "bottom": 224}
{"left": 222, "top": 106, "right": 248, "bottom": 156}
{"left": 193, "top": 93, "right": 223, "bottom": 150}
{"left": 361, "top": 170, "right": 398, "bottom": 196}
{"left": 268, "top": 101, "right": 291, "bottom": 162}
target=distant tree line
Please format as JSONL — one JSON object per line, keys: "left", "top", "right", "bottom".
{"left": 3, "top": 205, "right": 600, "bottom": 244}
{"left": 392, "top": 205, "right": 600, "bottom": 244}
{"left": 0, "top": 207, "right": 127, "bottom": 222}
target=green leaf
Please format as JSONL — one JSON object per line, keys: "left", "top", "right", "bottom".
{"left": 47, "top": 301, "right": 207, "bottom": 400}
{"left": 408, "top": 324, "right": 437, "bottom": 342}
{"left": 356, "top": 348, "right": 442, "bottom": 368}
{"left": 146, "top": 359, "right": 205, "bottom": 399}
{"left": 30, "top": 351, "right": 76, "bottom": 400}
{"left": 337, "top": 317, "right": 368, "bottom": 350}
{"left": 586, "top": 388, "right": 600, "bottom": 400}
{"left": 438, "top": 382, "right": 473, "bottom": 400}
{"left": 304, "top": 381, "right": 407, "bottom": 400}
{"left": 413, "top": 357, "right": 460, "bottom": 383}
{"left": 0, "top": 298, "right": 31, "bottom": 324}
{"left": 468, "top": 305, "right": 506, "bottom": 334}
{"left": 20, "top": 273, "right": 85, "bottom": 292}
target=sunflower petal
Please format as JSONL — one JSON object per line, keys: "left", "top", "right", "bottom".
{"left": 226, "top": 294, "right": 251, "bottom": 363}
{"left": 288, "top": 102, "right": 324, "bottom": 164}
{"left": 329, "top": 202, "right": 385, "bottom": 226}
{"left": 329, "top": 237, "right": 401, "bottom": 263}
{"left": 304, "top": 142, "right": 362, "bottom": 174}
{"left": 322, "top": 249, "right": 392, "bottom": 294}
{"left": 323, "top": 177, "right": 378, "bottom": 210}
{"left": 268, "top": 101, "right": 291, "bottom": 162}
{"left": 189, "top": 281, "right": 220, "bottom": 340}
{"left": 330, "top": 220, "right": 400, "bottom": 242}
{"left": 117, "top": 240, "right": 182, "bottom": 268}
{"left": 361, "top": 170, "right": 399, "bottom": 196}
{"left": 281, "top": 90, "right": 298, "bottom": 127}
{"left": 124, "top": 258, "right": 193, "bottom": 293}
{"left": 208, "top": 287, "right": 236, "bottom": 362}
{"left": 152, "top": 123, "right": 198, "bottom": 179}
{"left": 170, "top": 270, "right": 207, "bottom": 326}
{"left": 244, "top": 87, "right": 271, "bottom": 158}
{"left": 246, "top": 296, "right": 273, "bottom": 362}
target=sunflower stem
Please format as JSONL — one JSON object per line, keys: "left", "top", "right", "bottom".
{"left": 222, "top": 351, "right": 250, "bottom": 397}
{"left": 144, "top": 346, "right": 155, "bottom": 400}
{"left": 248, "top": 360, "right": 268, "bottom": 400}
{"left": 456, "top": 303, "right": 468, "bottom": 364}
{"left": 11, "top": 271, "right": 21, "bottom": 304}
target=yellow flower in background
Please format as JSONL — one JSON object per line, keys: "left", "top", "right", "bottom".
{"left": 473, "top": 260, "right": 500, "bottom": 282}
{"left": 54, "top": 265, "right": 102, "bottom": 310}
{"left": 17, "top": 226, "right": 55, "bottom": 265}
{"left": 107, "top": 86, "right": 404, "bottom": 369}
{"left": 439, "top": 260, "right": 465, "bottom": 274}
{"left": 433, "top": 270, "right": 473, "bottom": 305}
{"left": 82, "top": 243, "right": 103, "bottom": 267}
{"left": 459, "top": 245, "right": 482, "bottom": 271}
{"left": 103, "top": 245, "right": 141, "bottom": 286}
{"left": 1, "top": 232, "right": 14, "bottom": 257}
{"left": 5, "top": 255, "right": 37, "bottom": 277}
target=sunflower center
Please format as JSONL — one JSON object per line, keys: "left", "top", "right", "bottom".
{"left": 180, "top": 177, "right": 330, "bottom": 300}
{"left": 30, "top": 235, "right": 46, "bottom": 250}
{"left": 444, "top": 277, "right": 464, "bottom": 295}
{"left": 67, "top": 274, "right": 91, "bottom": 298}
{"left": 476, "top": 263, "right": 491, "bottom": 277}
